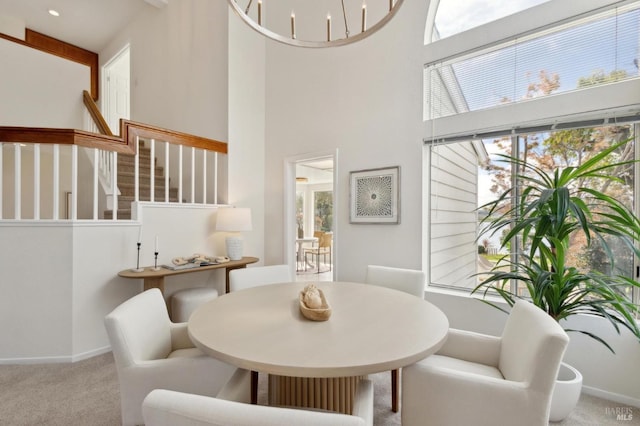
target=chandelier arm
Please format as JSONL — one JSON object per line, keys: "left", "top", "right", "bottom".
{"left": 340, "top": 0, "right": 350, "bottom": 38}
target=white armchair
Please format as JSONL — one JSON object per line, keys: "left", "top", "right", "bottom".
{"left": 228, "top": 264, "right": 292, "bottom": 292}
{"left": 143, "top": 379, "right": 375, "bottom": 426}
{"left": 104, "top": 288, "right": 247, "bottom": 426}
{"left": 402, "top": 299, "right": 569, "bottom": 426}
{"left": 364, "top": 264, "right": 425, "bottom": 412}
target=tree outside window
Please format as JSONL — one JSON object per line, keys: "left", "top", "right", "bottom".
{"left": 314, "top": 191, "right": 333, "bottom": 233}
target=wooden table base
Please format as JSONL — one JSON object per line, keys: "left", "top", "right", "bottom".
{"left": 267, "top": 375, "right": 361, "bottom": 415}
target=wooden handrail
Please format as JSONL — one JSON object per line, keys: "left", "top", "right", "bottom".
{"left": 83, "top": 90, "right": 113, "bottom": 136}
{"left": 121, "top": 120, "right": 228, "bottom": 154}
{"left": 0, "top": 122, "right": 228, "bottom": 155}
{"left": 0, "top": 126, "right": 134, "bottom": 155}
{"left": 0, "top": 30, "right": 99, "bottom": 100}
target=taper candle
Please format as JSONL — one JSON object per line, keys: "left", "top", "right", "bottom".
{"left": 291, "top": 11, "right": 296, "bottom": 39}
{"left": 155, "top": 235, "right": 158, "bottom": 252}
{"left": 327, "top": 13, "right": 331, "bottom": 41}
{"left": 258, "top": 0, "right": 262, "bottom": 25}
{"left": 362, "top": 3, "right": 367, "bottom": 32}
{"left": 137, "top": 226, "right": 142, "bottom": 244}
{"left": 389, "top": 0, "right": 394, "bottom": 11}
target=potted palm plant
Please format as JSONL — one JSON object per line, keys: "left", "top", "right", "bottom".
{"left": 473, "top": 137, "right": 640, "bottom": 421}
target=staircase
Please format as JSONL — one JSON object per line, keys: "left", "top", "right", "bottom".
{"left": 104, "top": 143, "right": 179, "bottom": 219}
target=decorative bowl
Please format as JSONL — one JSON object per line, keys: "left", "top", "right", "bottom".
{"left": 299, "top": 288, "right": 331, "bottom": 321}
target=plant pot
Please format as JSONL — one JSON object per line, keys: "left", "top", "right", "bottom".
{"left": 549, "top": 362, "right": 582, "bottom": 422}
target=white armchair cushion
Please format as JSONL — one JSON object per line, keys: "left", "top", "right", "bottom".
{"left": 105, "top": 289, "right": 242, "bottom": 426}
{"left": 402, "top": 299, "right": 569, "bottom": 426}
{"left": 143, "top": 379, "right": 374, "bottom": 426}
{"left": 424, "top": 354, "right": 503, "bottom": 379}
{"left": 364, "top": 265, "right": 425, "bottom": 297}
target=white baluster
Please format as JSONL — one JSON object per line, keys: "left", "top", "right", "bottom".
{"left": 113, "top": 151, "right": 118, "bottom": 220}
{"left": 14, "top": 143, "right": 21, "bottom": 219}
{"left": 93, "top": 148, "right": 99, "bottom": 220}
{"left": 164, "top": 141, "right": 169, "bottom": 202}
{"left": 190, "top": 146, "right": 195, "bottom": 203}
{"left": 150, "top": 138, "right": 156, "bottom": 202}
{"left": 71, "top": 145, "right": 77, "bottom": 220}
{"left": 178, "top": 145, "right": 183, "bottom": 204}
{"left": 214, "top": 152, "right": 218, "bottom": 205}
{"left": 53, "top": 144, "right": 59, "bottom": 220}
{"left": 202, "top": 148, "right": 207, "bottom": 204}
{"left": 34, "top": 144, "right": 40, "bottom": 220}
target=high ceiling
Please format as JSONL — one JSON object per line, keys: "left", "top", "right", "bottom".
{"left": 0, "top": 0, "right": 152, "bottom": 53}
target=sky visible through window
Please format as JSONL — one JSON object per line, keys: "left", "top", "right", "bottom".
{"left": 434, "top": 0, "right": 549, "bottom": 39}
{"left": 454, "top": 8, "right": 640, "bottom": 112}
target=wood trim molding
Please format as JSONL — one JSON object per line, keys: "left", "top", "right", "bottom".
{"left": 0, "top": 29, "right": 99, "bottom": 100}
{"left": 83, "top": 90, "right": 113, "bottom": 136}
{"left": 122, "top": 120, "right": 228, "bottom": 154}
{"left": 0, "top": 123, "right": 228, "bottom": 156}
{"left": 0, "top": 127, "right": 133, "bottom": 155}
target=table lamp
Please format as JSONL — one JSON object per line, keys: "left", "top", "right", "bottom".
{"left": 216, "top": 207, "right": 252, "bottom": 260}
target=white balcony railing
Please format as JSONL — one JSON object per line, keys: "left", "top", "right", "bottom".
{"left": 0, "top": 122, "right": 228, "bottom": 221}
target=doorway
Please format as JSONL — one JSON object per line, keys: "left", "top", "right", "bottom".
{"left": 102, "top": 45, "right": 130, "bottom": 136}
{"left": 289, "top": 155, "right": 336, "bottom": 281}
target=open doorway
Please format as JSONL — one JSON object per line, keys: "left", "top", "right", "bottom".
{"left": 293, "top": 156, "right": 335, "bottom": 281}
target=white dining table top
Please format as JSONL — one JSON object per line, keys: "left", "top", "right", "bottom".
{"left": 188, "top": 281, "right": 449, "bottom": 378}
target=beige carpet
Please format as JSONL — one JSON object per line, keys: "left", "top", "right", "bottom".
{"left": 0, "top": 352, "right": 637, "bottom": 425}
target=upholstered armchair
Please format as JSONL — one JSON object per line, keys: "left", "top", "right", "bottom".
{"left": 402, "top": 299, "right": 569, "bottom": 426}
{"left": 143, "top": 379, "right": 374, "bottom": 426}
{"left": 104, "top": 288, "right": 247, "bottom": 426}
{"left": 364, "top": 264, "right": 425, "bottom": 412}
{"left": 228, "top": 264, "right": 292, "bottom": 292}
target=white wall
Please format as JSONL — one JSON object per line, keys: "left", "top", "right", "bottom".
{"left": 262, "top": 0, "right": 428, "bottom": 272}
{"left": 0, "top": 38, "right": 89, "bottom": 128}
{"left": 113, "top": 0, "right": 229, "bottom": 143}
{"left": 228, "top": 7, "right": 266, "bottom": 265}
{"left": 0, "top": 204, "right": 230, "bottom": 363}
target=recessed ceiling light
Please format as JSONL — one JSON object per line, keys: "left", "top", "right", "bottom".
{"left": 48, "top": 9, "right": 60, "bottom": 17}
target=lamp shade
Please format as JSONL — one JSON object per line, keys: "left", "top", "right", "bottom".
{"left": 216, "top": 207, "right": 252, "bottom": 232}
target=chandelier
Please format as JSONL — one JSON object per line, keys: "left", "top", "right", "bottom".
{"left": 228, "top": 0, "right": 404, "bottom": 48}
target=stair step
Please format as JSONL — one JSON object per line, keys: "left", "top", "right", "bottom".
{"left": 118, "top": 184, "right": 179, "bottom": 198}
{"left": 105, "top": 144, "right": 180, "bottom": 219}
{"left": 118, "top": 172, "right": 168, "bottom": 186}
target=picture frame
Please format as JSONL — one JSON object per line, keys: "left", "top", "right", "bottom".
{"left": 349, "top": 166, "right": 400, "bottom": 224}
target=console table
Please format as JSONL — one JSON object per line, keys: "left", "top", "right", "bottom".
{"left": 118, "top": 256, "right": 259, "bottom": 295}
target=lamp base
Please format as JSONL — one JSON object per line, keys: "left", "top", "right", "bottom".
{"left": 225, "top": 236, "right": 244, "bottom": 261}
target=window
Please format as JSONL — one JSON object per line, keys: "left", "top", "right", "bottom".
{"left": 296, "top": 190, "right": 304, "bottom": 237}
{"left": 313, "top": 191, "right": 333, "bottom": 233}
{"left": 430, "top": 0, "right": 549, "bottom": 41}
{"left": 429, "top": 123, "right": 639, "bottom": 308}
{"left": 425, "top": 4, "right": 640, "bottom": 120}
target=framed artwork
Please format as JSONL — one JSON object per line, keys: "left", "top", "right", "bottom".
{"left": 349, "top": 166, "right": 400, "bottom": 224}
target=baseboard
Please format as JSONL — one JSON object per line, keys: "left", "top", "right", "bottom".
{"left": 0, "top": 346, "right": 111, "bottom": 365}
{"left": 582, "top": 385, "right": 640, "bottom": 408}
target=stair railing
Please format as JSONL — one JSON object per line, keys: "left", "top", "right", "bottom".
{"left": 0, "top": 121, "right": 228, "bottom": 221}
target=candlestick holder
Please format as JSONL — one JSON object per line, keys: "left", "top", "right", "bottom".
{"left": 152, "top": 251, "right": 161, "bottom": 271}
{"left": 131, "top": 242, "right": 144, "bottom": 272}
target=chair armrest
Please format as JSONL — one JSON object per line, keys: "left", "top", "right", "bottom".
{"left": 169, "top": 322, "right": 194, "bottom": 350}
{"left": 402, "top": 362, "right": 538, "bottom": 425}
{"left": 216, "top": 368, "right": 251, "bottom": 403}
{"left": 437, "top": 328, "right": 501, "bottom": 367}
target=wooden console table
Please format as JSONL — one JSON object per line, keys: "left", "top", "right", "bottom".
{"left": 118, "top": 256, "right": 259, "bottom": 295}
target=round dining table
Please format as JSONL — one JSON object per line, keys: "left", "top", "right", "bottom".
{"left": 188, "top": 281, "right": 449, "bottom": 414}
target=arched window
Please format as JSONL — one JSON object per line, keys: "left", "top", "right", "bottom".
{"left": 426, "top": 0, "right": 549, "bottom": 42}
